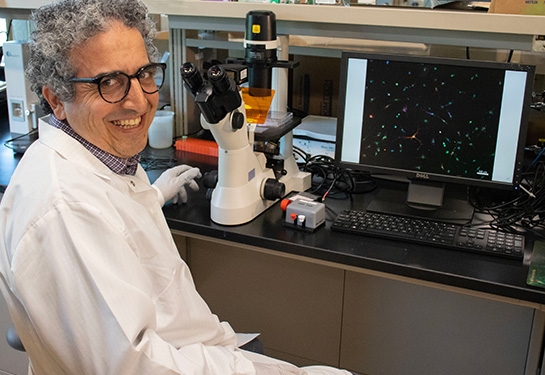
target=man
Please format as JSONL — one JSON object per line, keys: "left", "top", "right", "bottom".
{"left": 0, "top": 0, "right": 352, "bottom": 374}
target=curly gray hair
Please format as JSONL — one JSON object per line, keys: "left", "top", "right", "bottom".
{"left": 26, "top": 0, "right": 159, "bottom": 114}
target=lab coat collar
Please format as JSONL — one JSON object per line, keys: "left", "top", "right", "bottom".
{"left": 36, "top": 117, "right": 149, "bottom": 187}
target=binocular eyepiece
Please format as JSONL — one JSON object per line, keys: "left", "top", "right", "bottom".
{"left": 181, "top": 63, "right": 235, "bottom": 97}
{"left": 180, "top": 62, "right": 242, "bottom": 125}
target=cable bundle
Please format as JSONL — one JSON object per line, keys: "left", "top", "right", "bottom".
{"left": 295, "top": 147, "right": 376, "bottom": 202}
{"left": 468, "top": 162, "right": 545, "bottom": 238}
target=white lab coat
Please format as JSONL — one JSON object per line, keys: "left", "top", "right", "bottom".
{"left": 0, "top": 123, "right": 351, "bottom": 375}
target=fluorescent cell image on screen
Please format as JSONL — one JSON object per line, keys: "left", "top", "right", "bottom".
{"left": 359, "top": 59, "right": 506, "bottom": 181}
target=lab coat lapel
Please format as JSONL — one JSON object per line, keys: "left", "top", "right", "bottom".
{"left": 37, "top": 120, "right": 113, "bottom": 182}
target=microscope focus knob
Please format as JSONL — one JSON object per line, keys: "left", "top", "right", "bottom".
{"left": 232, "top": 111, "right": 245, "bottom": 130}
{"left": 203, "top": 170, "right": 218, "bottom": 188}
{"left": 263, "top": 178, "right": 285, "bottom": 201}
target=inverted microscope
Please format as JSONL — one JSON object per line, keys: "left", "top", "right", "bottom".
{"left": 181, "top": 10, "right": 311, "bottom": 226}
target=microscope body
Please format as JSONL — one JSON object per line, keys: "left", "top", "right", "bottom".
{"left": 200, "top": 104, "right": 280, "bottom": 225}
{"left": 182, "top": 63, "right": 297, "bottom": 225}
{"left": 181, "top": 10, "right": 311, "bottom": 226}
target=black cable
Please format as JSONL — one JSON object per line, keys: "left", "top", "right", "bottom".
{"left": 6, "top": 19, "right": 12, "bottom": 41}
{"left": 298, "top": 154, "right": 376, "bottom": 202}
{"left": 292, "top": 145, "right": 310, "bottom": 165}
{"left": 507, "top": 49, "right": 514, "bottom": 63}
{"left": 140, "top": 155, "right": 178, "bottom": 171}
{"left": 3, "top": 128, "right": 38, "bottom": 150}
{"left": 467, "top": 160, "right": 545, "bottom": 237}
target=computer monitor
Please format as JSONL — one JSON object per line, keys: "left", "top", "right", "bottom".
{"left": 335, "top": 51, "right": 535, "bottom": 223}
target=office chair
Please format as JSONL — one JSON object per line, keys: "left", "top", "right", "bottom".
{"left": 6, "top": 324, "right": 25, "bottom": 351}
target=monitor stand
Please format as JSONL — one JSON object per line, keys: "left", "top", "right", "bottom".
{"left": 367, "top": 179, "right": 474, "bottom": 225}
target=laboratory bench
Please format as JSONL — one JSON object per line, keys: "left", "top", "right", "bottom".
{"left": 4, "top": 131, "right": 543, "bottom": 307}
{"left": 160, "top": 149, "right": 542, "bottom": 304}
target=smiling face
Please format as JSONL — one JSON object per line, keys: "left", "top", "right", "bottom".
{"left": 44, "top": 21, "right": 158, "bottom": 158}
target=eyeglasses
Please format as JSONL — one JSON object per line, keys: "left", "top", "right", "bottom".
{"left": 70, "top": 63, "right": 167, "bottom": 104}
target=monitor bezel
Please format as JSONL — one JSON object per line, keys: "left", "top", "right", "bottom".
{"left": 334, "top": 51, "right": 535, "bottom": 191}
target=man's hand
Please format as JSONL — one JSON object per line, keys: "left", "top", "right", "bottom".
{"left": 152, "top": 165, "right": 201, "bottom": 206}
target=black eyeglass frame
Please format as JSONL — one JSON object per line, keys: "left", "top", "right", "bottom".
{"left": 69, "top": 62, "right": 167, "bottom": 104}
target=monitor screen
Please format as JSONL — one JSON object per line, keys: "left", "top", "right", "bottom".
{"left": 335, "top": 52, "right": 535, "bottom": 221}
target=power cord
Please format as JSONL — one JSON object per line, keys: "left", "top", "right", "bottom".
{"left": 467, "top": 161, "right": 545, "bottom": 238}
{"left": 140, "top": 155, "right": 178, "bottom": 171}
{"left": 3, "top": 128, "right": 38, "bottom": 151}
{"left": 296, "top": 151, "right": 376, "bottom": 202}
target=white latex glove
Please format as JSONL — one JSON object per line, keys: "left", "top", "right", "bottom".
{"left": 254, "top": 362, "right": 307, "bottom": 375}
{"left": 152, "top": 164, "right": 201, "bottom": 206}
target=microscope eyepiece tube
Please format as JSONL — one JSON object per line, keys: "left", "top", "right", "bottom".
{"left": 208, "top": 65, "right": 232, "bottom": 95}
{"left": 180, "top": 62, "right": 203, "bottom": 94}
{"left": 181, "top": 62, "right": 196, "bottom": 75}
{"left": 208, "top": 65, "right": 224, "bottom": 79}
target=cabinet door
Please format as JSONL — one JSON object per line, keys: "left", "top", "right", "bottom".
{"left": 341, "top": 271, "right": 535, "bottom": 375}
{"left": 187, "top": 238, "right": 345, "bottom": 367}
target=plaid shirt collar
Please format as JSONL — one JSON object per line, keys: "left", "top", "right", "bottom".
{"left": 49, "top": 114, "right": 140, "bottom": 176}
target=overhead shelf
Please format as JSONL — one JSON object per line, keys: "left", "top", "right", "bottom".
{"left": 159, "top": 2, "right": 545, "bottom": 50}
{"left": 2, "top": 1, "right": 544, "bottom": 50}
{"left": 3, "top": 0, "right": 545, "bottom": 135}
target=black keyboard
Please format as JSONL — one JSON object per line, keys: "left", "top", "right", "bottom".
{"left": 331, "top": 210, "right": 525, "bottom": 260}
